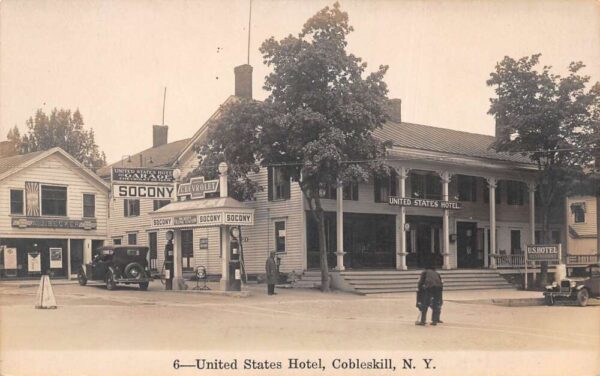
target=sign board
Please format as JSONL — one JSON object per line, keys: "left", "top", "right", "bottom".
{"left": 25, "top": 181, "right": 40, "bottom": 216}
{"left": 199, "top": 238, "right": 209, "bottom": 249}
{"left": 388, "top": 196, "right": 462, "bottom": 210}
{"left": 113, "top": 184, "right": 174, "bottom": 199}
{"left": 526, "top": 244, "right": 560, "bottom": 262}
{"left": 49, "top": 248, "right": 63, "bottom": 268}
{"left": 12, "top": 217, "right": 97, "bottom": 230}
{"left": 177, "top": 177, "right": 219, "bottom": 199}
{"left": 28, "top": 252, "right": 41, "bottom": 273}
{"left": 112, "top": 168, "right": 175, "bottom": 183}
{"left": 151, "top": 211, "right": 254, "bottom": 228}
{"left": 3, "top": 247, "right": 17, "bottom": 269}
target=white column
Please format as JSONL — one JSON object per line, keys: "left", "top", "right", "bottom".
{"left": 219, "top": 162, "right": 228, "bottom": 198}
{"left": 83, "top": 238, "right": 92, "bottom": 264}
{"left": 173, "top": 229, "right": 186, "bottom": 290}
{"left": 335, "top": 181, "right": 345, "bottom": 271}
{"left": 397, "top": 167, "right": 409, "bottom": 270}
{"left": 67, "top": 239, "right": 72, "bottom": 280}
{"left": 487, "top": 177, "right": 498, "bottom": 269}
{"left": 439, "top": 171, "right": 452, "bottom": 270}
{"left": 219, "top": 226, "right": 231, "bottom": 291}
{"left": 528, "top": 182, "right": 536, "bottom": 246}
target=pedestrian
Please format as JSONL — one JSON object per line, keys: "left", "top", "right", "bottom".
{"left": 415, "top": 261, "right": 444, "bottom": 326}
{"left": 265, "top": 251, "right": 279, "bottom": 295}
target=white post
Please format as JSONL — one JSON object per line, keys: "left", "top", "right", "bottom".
{"left": 220, "top": 226, "right": 231, "bottom": 291}
{"left": 527, "top": 182, "right": 536, "bottom": 289}
{"left": 67, "top": 239, "right": 72, "bottom": 280}
{"left": 219, "top": 162, "right": 228, "bottom": 198}
{"left": 487, "top": 177, "right": 498, "bottom": 269}
{"left": 397, "top": 167, "right": 409, "bottom": 270}
{"left": 336, "top": 181, "right": 345, "bottom": 271}
{"left": 83, "top": 238, "right": 92, "bottom": 264}
{"left": 439, "top": 171, "right": 452, "bottom": 270}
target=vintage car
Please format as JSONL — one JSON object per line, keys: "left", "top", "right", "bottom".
{"left": 77, "top": 246, "right": 152, "bottom": 290}
{"left": 543, "top": 264, "right": 600, "bottom": 306}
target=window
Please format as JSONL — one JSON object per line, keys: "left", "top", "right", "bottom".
{"left": 127, "top": 233, "right": 137, "bottom": 245}
{"left": 343, "top": 182, "right": 359, "bottom": 201}
{"left": 124, "top": 199, "right": 140, "bottom": 217}
{"left": 374, "top": 170, "right": 397, "bottom": 203}
{"left": 571, "top": 203, "right": 585, "bottom": 223}
{"left": 181, "top": 230, "right": 194, "bottom": 270}
{"left": 318, "top": 184, "right": 337, "bottom": 199}
{"left": 268, "top": 167, "right": 290, "bottom": 201}
{"left": 275, "top": 220, "right": 286, "bottom": 253}
{"left": 506, "top": 181, "right": 525, "bottom": 206}
{"left": 153, "top": 199, "right": 171, "bottom": 211}
{"left": 409, "top": 173, "right": 441, "bottom": 199}
{"left": 10, "top": 189, "right": 24, "bottom": 214}
{"left": 83, "top": 194, "right": 95, "bottom": 218}
{"left": 457, "top": 175, "right": 477, "bottom": 202}
{"left": 551, "top": 230, "right": 561, "bottom": 244}
{"left": 484, "top": 180, "right": 502, "bottom": 204}
{"left": 113, "top": 238, "right": 122, "bottom": 245}
{"left": 41, "top": 185, "right": 67, "bottom": 216}
{"left": 510, "top": 230, "right": 521, "bottom": 253}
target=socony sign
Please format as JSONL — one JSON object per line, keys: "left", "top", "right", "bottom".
{"left": 114, "top": 185, "right": 174, "bottom": 199}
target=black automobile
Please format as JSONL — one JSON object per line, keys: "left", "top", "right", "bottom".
{"left": 77, "top": 246, "right": 152, "bottom": 290}
{"left": 543, "top": 264, "right": 600, "bottom": 306}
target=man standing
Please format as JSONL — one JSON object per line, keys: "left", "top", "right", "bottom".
{"left": 265, "top": 251, "right": 279, "bottom": 295}
{"left": 416, "top": 262, "right": 444, "bottom": 326}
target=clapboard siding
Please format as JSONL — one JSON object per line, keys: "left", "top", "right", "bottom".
{"left": 0, "top": 154, "right": 108, "bottom": 238}
{"left": 566, "top": 196, "right": 597, "bottom": 254}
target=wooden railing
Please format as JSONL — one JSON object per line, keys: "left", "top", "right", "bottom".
{"left": 492, "top": 253, "right": 599, "bottom": 268}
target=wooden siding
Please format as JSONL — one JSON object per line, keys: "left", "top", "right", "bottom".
{"left": 566, "top": 196, "right": 597, "bottom": 255}
{"left": 0, "top": 154, "right": 108, "bottom": 239}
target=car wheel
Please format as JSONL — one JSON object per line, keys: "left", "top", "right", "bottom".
{"left": 77, "top": 268, "right": 87, "bottom": 286}
{"left": 544, "top": 295, "right": 554, "bottom": 306}
{"left": 577, "top": 289, "right": 589, "bottom": 307}
{"left": 124, "top": 262, "right": 145, "bottom": 280}
{"left": 106, "top": 271, "right": 117, "bottom": 291}
{"left": 139, "top": 282, "right": 149, "bottom": 291}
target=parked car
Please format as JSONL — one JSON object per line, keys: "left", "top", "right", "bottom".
{"left": 543, "top": 264, "right": 600, "bottom": 306}
{"left": 77, "top": 246, "right": 152, "bottom": 290}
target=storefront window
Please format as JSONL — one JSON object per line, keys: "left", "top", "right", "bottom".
{"left": 124, "top": 199, "right": 140, "bottom": 217}
{"left": 10, "top": 189, "right": 24, "bottom": 214}
{"left": 83, "top": 194, "right": 95, "bottom": 218}
{"left": 41, "top": 185, "right": 67, "bottom": 216}
{"left": 127, "top": 233, "right": 137, "bottom": 245}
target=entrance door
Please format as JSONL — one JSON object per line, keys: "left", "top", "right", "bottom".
{"left": 181, "top": 230, "right": 194, "bottom": 271}
{"left": 70, "top": 239, "right": 84, "bottom": 275}
{"left": 457, "top": 222, "right": 481, "bottom": 268}
{"left": 406, "top": 216, "right": 443, "bottom": 268}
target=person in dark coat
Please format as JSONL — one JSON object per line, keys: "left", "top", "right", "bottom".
{"left": 265, "top": 251, "right": 279, "bottom": 295}
{"left": 416, "top": 263, "right": 444, "bottom": 326}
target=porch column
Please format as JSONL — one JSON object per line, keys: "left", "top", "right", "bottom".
{"left": 220, "top": 226, "right": 231, "bottom": 290}
{"left": 172, "top": 229, "right": 186, "bottom": 289}
{"left": 439, "top": 171, "right": 452, "bottom": 270}
{"left": 397, "top": 167, "right": 409, "bottom": 270}
{"left": 83, "top": 238, "right": 92, "bottom": 264}
{"left": 528, "top": 182, "right": 536, "bottom": 246}
{"left": 486, "top": 177, "right": 498, "bottom": 269}
{"left": 335, "top": 181, "right": 345, "bottom": 271}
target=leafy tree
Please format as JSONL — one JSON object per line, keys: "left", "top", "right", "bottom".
{"left": 9, "top": 108, "right": 106, "bottom": 170}
{"left": 2, "top": 125, "right": 22, "bottom": 157}
{"left": 191, "top": 2, "right": 390, "bottom": 290}
{"left": 487, "top": 54, "right": 599, "bottom": 243}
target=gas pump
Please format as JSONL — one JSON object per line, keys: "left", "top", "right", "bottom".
{"left": 228, "top": 227, "right": 242, "bottom": 291}
{"left": 164, "top": 230, "right": 174, "bottom": 290}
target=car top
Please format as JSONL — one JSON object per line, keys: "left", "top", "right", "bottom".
{"left": 96, "top": 245, "right": 149, "bottom": 256}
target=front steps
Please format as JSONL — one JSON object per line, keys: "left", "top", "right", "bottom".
{"left": 298, "top": 269, "right": 515, "bottom": 294}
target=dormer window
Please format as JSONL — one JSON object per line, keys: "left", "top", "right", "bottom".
{"left": 571, "top": 202, "right": 586, "bottom": 223}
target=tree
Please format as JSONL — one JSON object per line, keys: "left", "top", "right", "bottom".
{"left": 1, "top": 126, "right": 22, "bottom": 157}
{"left": 487, "top": 54, "right": 600, "bottom": 243}
{"left": 10, "top": 108, "right": 106, "bottom": 170}
{"left": 191, "top": 2, "right": 390, "bottom": 291}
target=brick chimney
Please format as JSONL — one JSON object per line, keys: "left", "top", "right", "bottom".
{"left": 153, "top": 125, "right": 168, "bottom": 148}
{"left": 386, "top": 98, "right": 402, "bottom": 123}
{"left": 234, "top": 64, "right": 253, "bottom": 99}
{"left": 494, "top": 114, "right": 509, "bottom": 143}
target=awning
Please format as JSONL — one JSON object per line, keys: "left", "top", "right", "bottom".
{"left": 148, "top": 197, "right": 254, "bottom": 228}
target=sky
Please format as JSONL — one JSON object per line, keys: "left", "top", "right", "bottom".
{"left": 1, "top": 0, "right": 599, "bottom": 164}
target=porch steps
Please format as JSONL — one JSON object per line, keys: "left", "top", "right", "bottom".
{"left": 298, "top": 269, "right": 515, "bottom": 294}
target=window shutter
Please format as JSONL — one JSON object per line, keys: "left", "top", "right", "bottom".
{"left": 390, "top": 170, "right": 397, "bottom": 197}
{"left": 374, "top": 175, "right": 381, "bottom": 202}
{"left": 267, "top": 167, "right": 273, "bottom": 201}
{"left": 284, "top": 170, "right": 291, "bottom": 199}
{"left": 124, "top": 200, "right": 128, "bottom": 217}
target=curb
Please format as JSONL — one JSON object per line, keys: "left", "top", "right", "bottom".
{"left": 448, "top": 297, "right": 545, "bottom": 306}
{"left": 151, "top": 289, "right": 250, "bottom": 298}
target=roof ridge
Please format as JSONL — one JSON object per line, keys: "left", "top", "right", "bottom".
{"left": 387, "top": 120, "right": 496, "bottom": 139}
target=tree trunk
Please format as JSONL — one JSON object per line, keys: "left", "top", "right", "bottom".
{"left": 314, "top": 196, "right": 330, "bottom": 292}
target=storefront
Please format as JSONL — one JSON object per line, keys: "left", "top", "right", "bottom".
{"left": 0, "top": 148, "right": 109, "bottom": 279}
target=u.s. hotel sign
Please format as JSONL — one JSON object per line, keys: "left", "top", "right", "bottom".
{"left": 388, "top": 196, "right": 462, "bottom": 210}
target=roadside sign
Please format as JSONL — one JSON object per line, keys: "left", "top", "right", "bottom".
{"left": 526, "top": 244, "right": 561, "bottom": 262}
